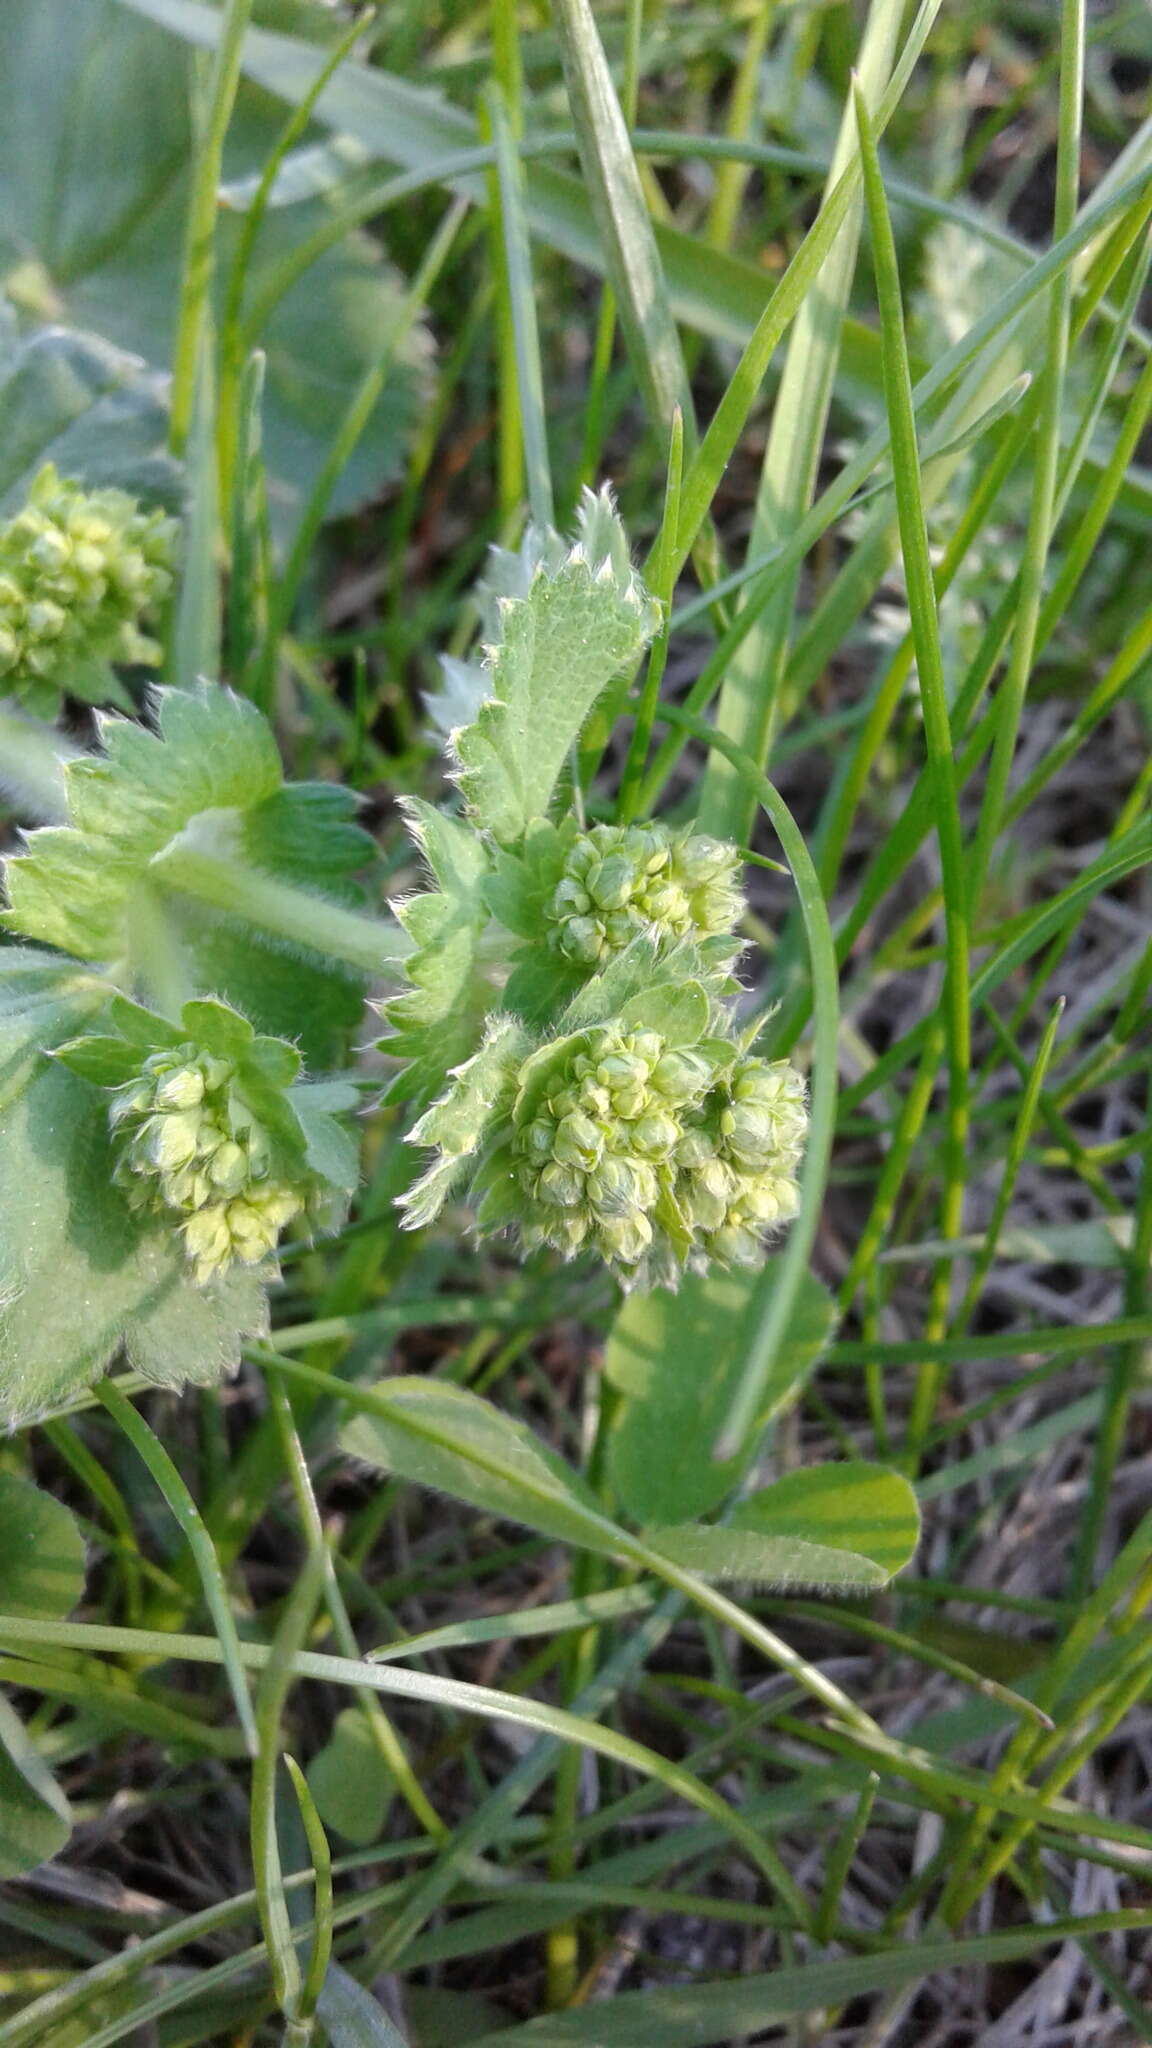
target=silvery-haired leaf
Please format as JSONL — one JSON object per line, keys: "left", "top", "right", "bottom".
{"left": 558, "top": 936, "right": 676, "bottom": 1032}
{"left": 2, "top": 686, "right": 371, "bottom": 1065}
{"left": 379, "top": 797, "right": 494, "bottom": 1107}
{"left": 400, "top": 1013, "right": 528, "bottom": 1229}
{"left": 0, "top": 964, "right": 268, "bottom": 1425}
{"left": 424, "top": 654, "right": 490, "bottom": 740}
{"left": 449, "top": 487, "right": 659, "bottom": 844}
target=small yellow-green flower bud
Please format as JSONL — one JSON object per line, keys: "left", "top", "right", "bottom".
{"left": 545, "top": 821, "right": 746, "bottom": 970}
{"left": 0, "top": 463, "right": 178, "bottom": 705}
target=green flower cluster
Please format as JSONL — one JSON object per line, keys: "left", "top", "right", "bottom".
{"left": 0, "top": 464, "right": 177, "bottom": 704}
{"left": 546, "top": 822, "right": 744, "bottom": 968}
{"left": 111, "top": 1044, "right": 308, "bottom": 1285}
{"left": 507, "top": 1024, "right": 806, "bottom": 1286}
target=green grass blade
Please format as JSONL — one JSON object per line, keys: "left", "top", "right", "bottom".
{"left": 550, "top": 0, "right": 694, "bottom": 442}
{"left": 96, "top": 1381, "right": 258, "bottom": 1755}
{"left": 487, "top": 81, "right": 554, "bottom": 530}
{"left": 854, "top": 81, "right": 973, "bottom": 1460}
{"left": 169, "top": 0, "right": 254, "bottom": 453}
{"left": 696, "top": 0, "right": 908, "bottom": 839}
{"left": 966, "top": 0, "right": 1086, "bottom": 904}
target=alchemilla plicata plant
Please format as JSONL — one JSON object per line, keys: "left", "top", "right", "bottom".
{"left": 3, "top": 0, "right": 1149, "bottom": 2039}
{"left": 0, "top": 485, "right": 808, "bottom": 1416}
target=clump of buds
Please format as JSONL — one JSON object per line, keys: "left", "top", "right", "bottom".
{"left": 0, "top": 464, "right": 177, "bottom": 704}
{"left": 55, "top": 996, "right": 356, "bottom": 1288}
{"left": 545, "top": 822, "right": 744, "bottom": 969}
{"left": 111, "top": 1045, "right": 308, "bottom": 1285}
{"left": 501, "top": 1023, "right": 806, "bottom": 1287}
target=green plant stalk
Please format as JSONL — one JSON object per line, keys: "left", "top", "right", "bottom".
{"left": 937, "top": 1501, "right": 1152, "bottom": 1922}
{"left": 96, "top": 1380, "right": 259, "bottom": 1755}
{"left": 639, "top": 145, "right": 1152, "bottom": 827}
{"left": 151, "top": 838, "right": 411, "bottom": 979}
{"left": 697, "top": 0, "right": 906, "bottom": 838}
{"left": 255, "top": 195, "right": 467, "bottom": 705}
{"left": 617, "top": 407, "right": 683, "bottom": 819}
{"left": 0, "top": 1607, "right": 811, "bottom": 1922}
{"left": 966, "top": 0, "right": 1085, "bottom": 905}
{"left": 854, "top": 86, "right": 972, "bottom": 1465}
{"left": 228, "top": 347, "right": 271, "bottom": 686}
{"left": 283, "top": 1755, "right": 333, "bottom": 2029}
{"left": 486, "top": 2, "right": 526, "bottom": 526}
{"left": 217, "top": 4, "right": 377, "bottom": 504}
{"left": 250, "top": 1545, "right": 328, "bottom": 2039}
{"left": 487, "top": 81, "right": 554, "bottom": 530}
{"left": 1069, "top": 1077, "right": 1152, "bottom": 1601}
{"left": 573, "top": 0, "right": 641, "bottom": 501}
{"left": 0, "top": 707, "right": 79, "bottom": 823}
{"left": 550, "top": 0, "right": 695, "bottom": 441}
{"left": 266, "top": 1374, "right": 449, "bottom": 1847}
{"left": 949, "top": 1000, "right": 1064, "bottom": 1334}
{"left": 837, "top": 1024, "right": 942, "bottom": 1316}
{"left": 169, "top": 0, "right": 255, "bottom": 454}
{"left": 950, "top": 1634, "right": 1152, "bottom": 1927}
{"left": 168, "top": 323, "right": 221, "bottom": 692}
{"left": 705, "top": 0, "right": 777, "bottom": 252}
{"left": 814, "top": 1773, "right": 879, "bottom": 1944}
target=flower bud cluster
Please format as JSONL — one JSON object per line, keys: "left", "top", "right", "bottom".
{"left": 545, "top": 822, "right": 744, "bottom": 968}
{"left": 111, "top": 1046, "right": 306, "bottom": 1285}
{"left": 676, "top": 1055, "right": 808, "bottom": 1268}
{"left": 510, "top": 1026, "right": 806, "bottom": 1283}
{"left": 0, "top": 464, "right": 177, "bottom": 698}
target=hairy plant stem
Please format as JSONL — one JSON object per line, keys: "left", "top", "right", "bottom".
{"left": 151, "top": 839, "right": 412, "bottom": 981}
{"left": 0, "top": 705, "right": 80, "bottom": 823}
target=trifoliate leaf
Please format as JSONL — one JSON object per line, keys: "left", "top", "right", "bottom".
{"left": 641, "top": 1464, "right": 920, "bottom": 1592}
{"left": 341, "top": 1378, "right": 619, "bottom": 1557}
{"left": 448, "top": 488, "right": 659, "bottom": 844}
{"left": 380, "top": 797, "right": 494, "bottom": 1107}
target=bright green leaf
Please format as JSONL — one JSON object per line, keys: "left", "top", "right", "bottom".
{"left": 306, "top": 1709, "right": 394, "bottom": 1847}
{"left": 340, "top": 1379, "right": 621, "bottom": 1559}
{"left": 0, "top": 1474, "right": 86, "bottom": 1619}
{"left": 605, "top": 1261, "right": 837, "bottom": 1524}
{"left": 644, "top": 1462, "right": 920, "bottom": 1590}
{"left": 450, "top": 489, "right": 659, "bottom": 845}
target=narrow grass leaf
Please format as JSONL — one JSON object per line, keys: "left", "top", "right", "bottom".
{"left": 550, "top": 0, "right": 693, "bottom": 439}
{"left": 698, "top": 0, "right": 907, "bottom": 837}
{"left": 466, "top": 1914, "right": 1152, "bottom": 2044}
{"left": 486, "top": 82, "right": 553, "bottom": 530}
{"left": 168, "top": 0, "right": 254, "bottom": 452}
{"left": 0, "top": 1692, "right": 73, "bottom": 1879}
{"left": 97, "top": 1381, "right": 259, "bottom": 1755}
